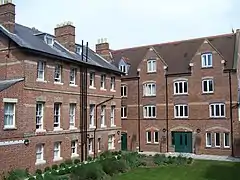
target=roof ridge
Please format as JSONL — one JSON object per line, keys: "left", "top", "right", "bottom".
{"left": 112, "top": 33, "right": 234, "bottom": 52}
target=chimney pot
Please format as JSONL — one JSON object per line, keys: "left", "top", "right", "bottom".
{"left": 54, "top": 22, "right": 75, "bottom": 52}
{"left": 0, "top": 1, "right": 15, "bottom": 33}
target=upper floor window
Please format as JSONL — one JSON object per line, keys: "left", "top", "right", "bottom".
{"left": 45, "top": 36, "right": 54, "bottom": 46}
{"left": 70, "top": 68, "right": 76, "bottom": 85}
{"left": 174, "top": 80, "right": 188, "bottom": 95}
{"left": 69, "top": 103, "right": 76, "bottom": 128}
{"left": 37, "top": 61, "right": 45, "bottom": 80}
{"left": 36, "top": 102, "right": 44, "bottom": 130}
{"left": 4, "top": 102, "right": 16, "bottom": 129}
{"left": 100, "top": 74, "right": 106, "bottom": 89}
{"left": 54, "top": 65, "right": 62, "bottom": 83}
{"left": 143, "top": 105, "right": 156, "bottom": 118}
{"left": 100, "top": 105, "right": 106, "bottom": 127}
{"left": 147, "top": 59, "right": 156, "bottom": 73}
{"left": 202, "top": 79, "right": 214, "bottom": 93}
{"left": 174, "top": 104, "right": 188, "bottom": 118}
{"left": 54, "top": 103, "right": 61, "bottom": 129}
{"left": 89, "top": 104, "right": 95, "bottom": 128}
{"left": 110, "top": 105, "right": 115, "bottom": 126}
{"left": 121, "top": 106, "right": 127, "bottom": 118}
{"left": 209, "top": 103, "right": 225, "bottom": 118}
{"left": 76, "top": 46, "right": 82, "bottom": 54}
{"left": 89, "top": 72, "right": 95, "bottom": 87}
{"left": 110, "top": 77, "right": 115, "bottom": 90}
{"left": 121, "top": 85, "right": 127, "bottom": 97}
{"left": 143, "top": 83, "right": 156, "bottom": 96}
{"left": 201, "top": 53, "right": 213, "bottom": 68}
{"left": 119, "top": 65, "right": 127, "bottom": 73}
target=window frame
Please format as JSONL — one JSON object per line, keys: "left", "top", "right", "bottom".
{"left": 69, "top": 103, "right": 76, "bottom": 129}
{"left": 53, "top": 142, "right": 61, "bottom": 159}
{"left": 143, "top": 83, "right": 156, "bottom": 96}
{"left": 205, "top": 132, "right": 212, "bottom": 147}
{"left": 69, "top": 68, "right": 76, "bottom": 85}
{"left": 36, "top": 102, "right": 44, "bottom": 131}
{"left": 71, "top": 140, "right": 78, "bottom": 156}
{"left": 153, "top": 131, "right": 159, "bottom": 144}
{"left": 88, "top": 138, "right": 93, "bottom": 154}
{"left": 173, "top": 80, "right": 188, "bottom": 95}
{"left": 54, "top": 103, "right": 61, "bottom": 129}
{"left": 89, "top": 72, "right": 95, "bottom": 87}
{"left": 110, "top": 105, "right": 115, "bottom": 127}
{"left": 121, "top": 85, "right": 127, "bottom": 97}
{"left": 54, "top": 64, "right": 62, "bottom": 83}
{"left": 223, "top": 132, "right": 230, "bottom": 148}
{"left": 209, "top": 103, "right": 225, "bottom": 118}
{"left": 202, "top": 79, "right": 214, "bottom": 93}
{"left": 174, "top": 104, "right": 189, "bottom": 118}
{"left": 146, "top": 131, "right": 151, "bottom": 143}
{"left": 110, "top": 76, "right": 115, "bottom": 90}
{"left": 89, "top": 104, "right": 95, "bottom": 128}
{"left": 37, "top": 61, "right": 45, "bottom": 81}
{"left": 100, "top": 105, "right": 106, "bottom": 127}
{"left": 147, "top": 59, "right": 156, "bottom": 73}
{"left": 214, "top": 132, "right": 221, "bottom": 147}
{"left": 100, "top": 74, "right": 106, "bottom": 89}
{"left": 36, "top": 144, "right": 44, "bottom": 162}
{"left": 4, "top": 102, "right": 16, "bottom": 129}
{"left": 121, "top": 106, "right": 127, "bottom": 118}
{"left": 143, "top": 105, "right": 156, "bottom": 118}
{"left": 201, "top": 53, "right": 213, "bottom": 68}
{"left": 108, "top": 135, "right": 115, "bottom": 150}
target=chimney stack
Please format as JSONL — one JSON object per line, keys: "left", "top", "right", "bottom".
{"left": 96, "top": 38, "right": 111, "bottom": 61}
{"left": 54, "top": 21, "right": 75, "bottom": 52}
{"left": 0, "top": 0, "right": 15, "bottom": 33}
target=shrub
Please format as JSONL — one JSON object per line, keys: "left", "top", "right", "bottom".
{"left": 71, "top": 162, "right": 107, "bottom": 180}
{"left": 36, "top": 174, "right": 44, "bottom": 180}
{"left": 43, "top": 173, "right": 55, "bottom": 180}
{"left": 59, "top": 163, "right": 66, "bottom": 168}
{"left": 51, "top": 164, "right": 58, "bottom": 170}
{"left": 121, "top": 152, "right": 144, "bottom": 168}
{"left": 87, "top": 156, "right": 93, "bottom": 161}
{"left": 51, "top": 169, "right": 58, "bottom": 175}
{"left": 6, "top": 169, "right": 29, "bottom": 180}
{"left": 35, "top": 169, "right": 42, "bottom": 175}
{"left": 175, "top": 155, "right": 187, "bottom": 165}
{"left": 28, "top": 177, "right": 36, "bottom": 180}
{"left": 187, "top": 157, "right": 193, "bottom": 164}
{"left": 73, "top": 159, "right": 80, "bottom": 164}
{"left": 44, "top": 167, "right": 51, "bottom": 172}
{"left": 58, "top": 169, "right": 67, "bottom": 175}
{"left": 64, "top": 159, "right": 73, "bottom": 166}
{"left": 153, "top": 154, "right": 167, "bottom": 166}
{"left": 99, "top": 150, "right": 112, "bottom": 159}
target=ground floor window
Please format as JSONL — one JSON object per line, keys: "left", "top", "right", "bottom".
{"left": 205, "top": 133, "right": 212, "bottom": 147}
{"left": 108, "top": 135, "right": 115, "bottom": 150}
{"left": 146, "top": 131, "right": 151, "bottom": 143}
{"left": 224, "top": 132, "right": 230, "bottom": 148}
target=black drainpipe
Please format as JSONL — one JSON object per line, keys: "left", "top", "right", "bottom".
{"left": 165, "top": 74, "right": 169, "bottom": 152}
{"left": 137, "top": 73, "right": 141, "bottom": 152}
{"left": 228, "top": 70, "right": 234, "bottom": 157}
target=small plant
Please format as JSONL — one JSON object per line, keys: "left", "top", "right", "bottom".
{"left": 58, "top": 169, "right": 67, "bottom": 175}
{"left": 64, "top": 159, "right": 73, "bottom": 166}
{"left": 51, "top": 164, "right": 58, "bottom": 170}
{"left": 28, "top": 176, "right": 36, "bottom": 180}
{"left": 153, "top": 154, "right": 167, "bottom": 166}
{"left": 73, "top": 158, "right": 81, "bottom": 164}
{"left": 51, "top": 169, "right": 58, "bottom": 175}
{"left": 36, "top": 174, "right": 43, "bottom": 180}
{"left": 187, "top": 157, "right": 193, "bottom": 164}
{"left": 35, "top": 169, "right": 42, "bottom": 175}
{"left": 87, "top": 156, "right": 93, "bottom": 161}
{"left": 59, "top": 163, "right": 66, "bottom": 168}
{"left": 6, "top": 169, "right": 29, "bottom": 180}
{"left": 44, "top": 167, "right": 51, "bottom": 172}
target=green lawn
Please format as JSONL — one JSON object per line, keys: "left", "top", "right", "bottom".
{"left": 112, "top": 160, "right": 240, "bottom": 180}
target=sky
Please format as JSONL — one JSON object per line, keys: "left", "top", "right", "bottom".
{"left": 14, "top": 0, "right": 240, "bottom": 50}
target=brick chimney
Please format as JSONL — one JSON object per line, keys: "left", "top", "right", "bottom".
{"left": 54, "top": 22, "right": 75, "bottom": 52}
{"left": 0, "top": 0, "right": 15, "bottom": 33}
{"left": 96, "top": 38, "right": 111, "bottom": 61}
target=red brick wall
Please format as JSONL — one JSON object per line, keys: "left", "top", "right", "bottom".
{"left": 0, "top": 35, "right": 122, "bottom": 174}
{"left": 121, "top": 41, "right": 239, "bottom": 156}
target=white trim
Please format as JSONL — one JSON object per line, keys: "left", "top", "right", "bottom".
{"left": 143, "top": 83, "right": 156, "bottom": 96}
{"left": 0, "top": 140, "right": 24, "bottom": 146}
{"left": 214, "top": 132, "right": 221, "bottom": 147}
{"left": 201, "top": 53, "right": 213, "bottom": 68}
{"left": 205, "top": 132, "right": 212, "bottom": 147}
{"left": 3, "top": 98, "right": 18, "bottom": 103}
{"left": 146, "top": 131, "right": 151, "bottom": 143}
{"left": 147, "top": 59, "right": 157, "bottom": 73}
{"left": 153, "top": 131, "right": 159, "bottom": 144}
{"left": 209, "top": 103, "right": 225, "bottom": 118}
{"left": 174, "top": 104, "right": 188, "bottom": 118}
{"left": 173, "top": 81, "right": 188, "bottom": 95}
{"left": 121, "top": 85, "right": 127, "bottom": 97}
{"left": 202, "top": 79, "right": 214, "bottom": 94}
{"left": 223, "top": 132, "right": 230, "bottom": 148}
{"left": 121, "top": 106, "right": 127, "bottom": 118}
{"left": 143, "top": 105, "right": 156, "bottom": 118}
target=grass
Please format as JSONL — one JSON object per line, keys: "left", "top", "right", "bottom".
{"left": 112, "top": 160, "right": 240, "bottom": 180}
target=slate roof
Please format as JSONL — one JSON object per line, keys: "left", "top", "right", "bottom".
{"left": 0, "top": 78, "right": 24, "bottom": 92}
{"left": 0, "top": 24, "right": 121, "bottom": 74}
{"left": 111, "top": 33, "right": 236, "bottom": 77}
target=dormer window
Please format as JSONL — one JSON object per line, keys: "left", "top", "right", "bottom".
{"left": 147, "top": 59, "right": 156, "bottom": 73}
{"left": 119, "top": 65, "right": 127, "bottom": 73}
{"left": 76, "top": 46, "right": 82, "bottom": 54}
{"left": 45, "top": 35, "right": 54, "bottom": 46}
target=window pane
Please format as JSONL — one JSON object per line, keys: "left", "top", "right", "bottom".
{"left": 154, "top": 132, "right": 159, "bottom": 142}
{"left": 203, "top": 81, "right": 208, "bottom": 91}
{"left": 216, "top": 105, "right": 220, "bottom": 116}
{"left": 224, "top": 133, "right": 230, "bottom": 147}
{"left": 184, "top": 105, "right": 188, "bottom": 116}
{"left": 175, "top": 83, "right": 178, "bottom": 93}
{"left": 179, "top": 82, "right": 183, "bottom": 93}
{"left": 209, "top": 80, "right": 213, "bottom": 91}
{"left": 207, "top": 133, "right": 211, "bottom": 146}
{"left": 215, "top": 133, "right": 220, "bottom": 146}
{"left": 220, "top": 104, "right": 225, "bottom": 116}
{"left": 184, "top": 82, "right": 188, "bottom": 93}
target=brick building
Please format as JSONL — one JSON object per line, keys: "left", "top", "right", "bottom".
{"left": 96, "top": 30, "right": 240, "bottom": 157}
{"left": 0, "top": 1, "right": 122, "bottom": 174}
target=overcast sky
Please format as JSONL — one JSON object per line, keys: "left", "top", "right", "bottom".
{"left": 14, "top": 0, "right": 239, "bottom": 50}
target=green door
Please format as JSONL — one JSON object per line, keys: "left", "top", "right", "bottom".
{"left": 121, "top": 133, "right": 127, "bottom": 151}
{"left": 173, "top": 132, "right": 192, "bottom": 153}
